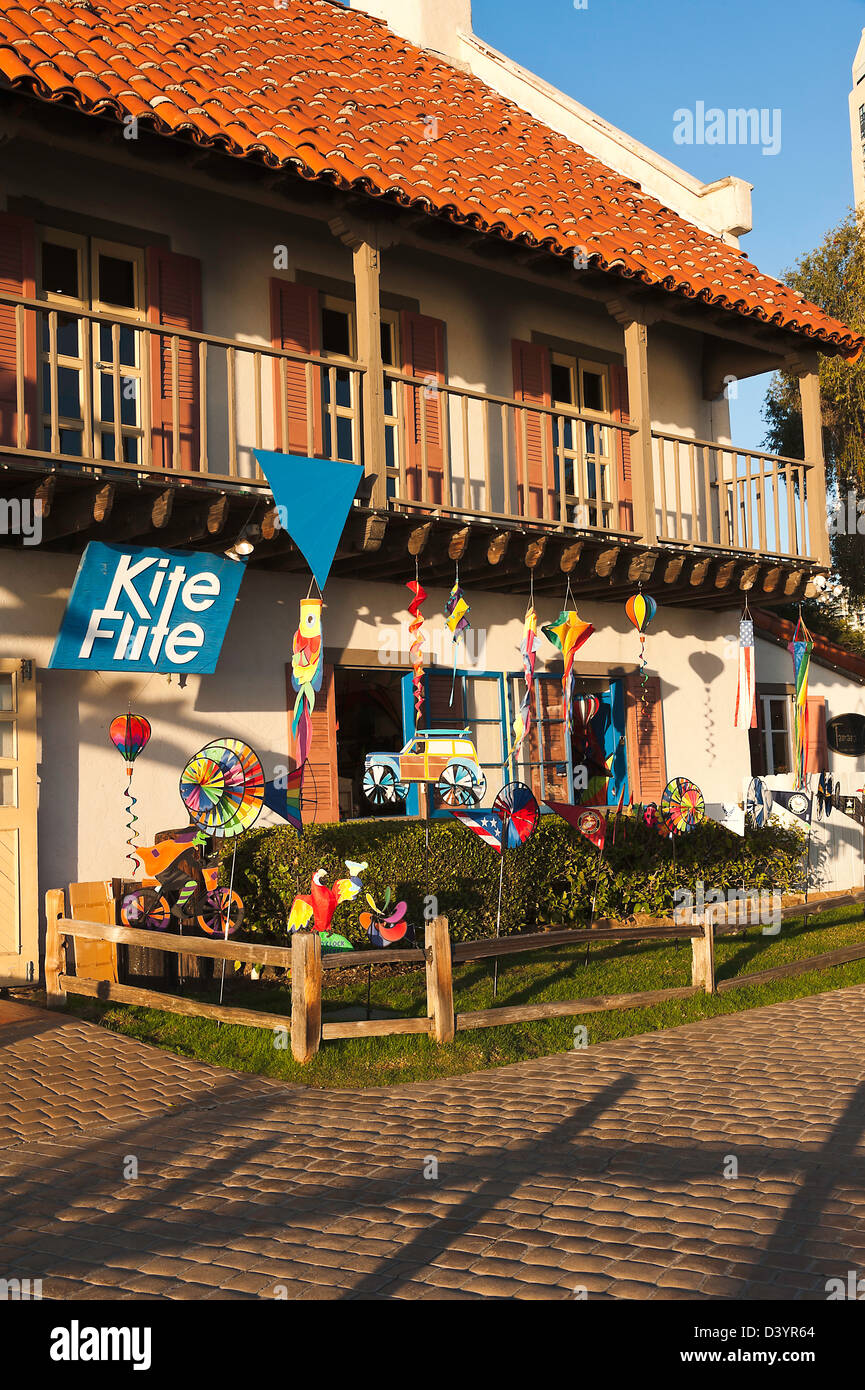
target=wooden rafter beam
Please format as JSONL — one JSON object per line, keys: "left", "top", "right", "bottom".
{"left": 40, "top": 482, "right": 114, "bottom": 543}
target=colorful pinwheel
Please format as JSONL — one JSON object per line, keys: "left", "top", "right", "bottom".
{"left": 444, "top": 573, "right": 470, "bottom": 706}
{"left": 542, "top": 608, "right": 595, "bottom": 736}
{"left": 493, "top": 781, "right": 540, "bottom": 849}
{"left": 746, "top": 777, "right": 773, "bottom": 828}
{"left": 291, "top": 597, "right": 323, "bottom": 768}
{"left": 660, "top": 777, "right": 705, "bottom": 835}
{"left": 625, "top": 590, "right": 657, "bottom": 704}
{"left": 109, "top": 712, "right": 152, "bottom": 876}
{"left": 360, "top": 888, "right": 411, "bottom": 948}
{"left": 788, "top": 614, "right": 814, "bottom": 789}
{"left": 180, "top": 738, "right": 265, "bottom": 839}
{"left": 406, "top": 577, "right": 427, "bottom": 729}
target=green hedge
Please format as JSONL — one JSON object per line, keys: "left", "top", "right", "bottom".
{"left": 226, "top": 815, "right": 806, "bottom": 947}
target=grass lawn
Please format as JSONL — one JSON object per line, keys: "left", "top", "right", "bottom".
{"left": 67, "top": 905, "right": 865, "bottom": 1089}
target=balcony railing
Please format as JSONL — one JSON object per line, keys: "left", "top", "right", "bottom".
{"left": 0, "top": 294, "right": 819, "bottom": 562}
{"left": 653, "top": 431, "right": 812, "bottom": 557}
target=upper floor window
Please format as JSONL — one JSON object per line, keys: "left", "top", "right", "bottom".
{"left": 549, "top": 353, "right": 614, "bottom": 528}
{"left": 318, "top": 295, "right": 400, "bottom": 475}
{"left": 38, "top": 229, "right": 146, "bottom": 463}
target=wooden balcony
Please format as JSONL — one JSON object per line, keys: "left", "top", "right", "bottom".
{"left": 0, "top": 292, "right": 827, "bottom": 605}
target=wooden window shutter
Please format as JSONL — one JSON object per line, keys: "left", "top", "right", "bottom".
{"left": 0, "top": 212, "right": 37, "bottom": 449}
{"left": 624, "top": 673, "right": 666, "bottom": 803}
{"left": 512, "top": 340, "right": 554, "bottom": 521}
{"left": 287, "top": 661, "right": 339, "bottom": 823}
{"left": 401, "top": 310, "right": 445, "bottom": 504}
{"left": 805, "top": 696, "right": 828, "bottom": 774}
{"left": 610, "top": 361, "right": 633, "bottom": 531}
{"left": 146, "top": 248, "right": 202, "bottom": 471}
{"left": 270, "top": 278, "right": 323, "bottom": 456}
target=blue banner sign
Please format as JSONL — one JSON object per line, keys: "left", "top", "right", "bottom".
{"left": 49, "top": 542, "right": 245, "bottom": 673}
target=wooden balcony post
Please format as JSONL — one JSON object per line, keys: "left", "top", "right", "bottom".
{"left": 622, "top": 318, "right": 657, "bottom": 545}
{"left": 353, "top": 237, "right": 387, "bottom": 508}
{"left": 798, "top": 367, "right": 830, "bottom": 568}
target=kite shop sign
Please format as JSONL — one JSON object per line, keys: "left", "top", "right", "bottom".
{"left": 48, "top": 542, "right": 244, "bottom": 674}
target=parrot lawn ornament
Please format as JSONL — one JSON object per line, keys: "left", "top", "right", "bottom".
{"left": 288, "top": 864, "right": 364, "bottom": 934}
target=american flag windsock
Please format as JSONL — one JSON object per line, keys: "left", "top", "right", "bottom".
{"left": 734, "top": 616, "right": 756, "bottom": 730}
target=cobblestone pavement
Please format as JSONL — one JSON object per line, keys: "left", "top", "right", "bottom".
{"left": 2, "top": 988, "right": 865, "bottom": 1300}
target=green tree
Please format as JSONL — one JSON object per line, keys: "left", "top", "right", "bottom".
{"left": 763, "top": 211, "right": 865, "bottom": 599}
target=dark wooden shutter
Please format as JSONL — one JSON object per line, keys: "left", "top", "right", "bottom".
{"left": 287, "top": 661, "right": 339, "bottom": 824}
{"left": 624, "top": 673, "right": 666, "bottom": 803}
{"left": 610, "top": 361, "right": 633, "bottom": 531}
{"left": 805, "top": 696, "right": 828, "bottom": 774}
{"left": 270, "top": 278, "right": 323, "bottom": 456}
{"left": 146, "top": 248, "right": 202, "bottom": 470}
{"left": 401, "top": 310, "right": 445, "bottom": 504}
{"left": 512, "top": 340, "right": 554, "bottom": 521}
{"left": 427, "top": 671, "right": 464, "bottom": 724}
{"left": 0, "top": 212, "right": 36, "bottom": 449}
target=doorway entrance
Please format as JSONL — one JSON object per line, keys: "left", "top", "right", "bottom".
{"left": 0, "top": 659, "right": 38, "bottom": 986}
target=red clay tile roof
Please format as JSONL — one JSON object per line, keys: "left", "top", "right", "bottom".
{"left": 754, "top": 609, "right": 865, "bottom": 683}
{"left": 0, "top": 0, "right": 860, "bottom": 357}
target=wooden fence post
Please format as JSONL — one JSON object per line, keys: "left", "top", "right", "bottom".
{"left": 425, "top": 915, "right": 455, "bottom": 1043}
{"left": 691, "top": 915, "right": 715, "bottom": 994}
{"left": 290, "top": 930, "right": 322, "bottom": 1064}
{"left": 44, "top": 889, "right": 67, "bottom": 1008}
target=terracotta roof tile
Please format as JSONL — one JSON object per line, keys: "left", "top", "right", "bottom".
{"left": 0, "top": 0, "right": 859, "bottom": 356}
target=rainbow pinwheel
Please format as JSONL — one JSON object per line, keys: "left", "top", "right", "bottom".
{"left": 444, "top": 575, "right": 470, "bottom": 706}
{"left": 625, "top": 590, "right": 657, "bottom": 703}
{"left": 660, "top": 777, "right": 705, "bottom": 835}
{"left": 788, "top": 615, "right": 814, "bottom": 789}
{"left": 180, "top": 738, "right": 265, "bottom": 839}
{"left": 541, "top": 608, "right": 595, "bottom": 736}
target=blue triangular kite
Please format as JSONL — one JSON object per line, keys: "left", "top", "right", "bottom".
{"left": 253, "top": 451, "right": 364, "bottom": 590}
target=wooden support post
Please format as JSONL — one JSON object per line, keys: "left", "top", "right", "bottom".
{"left": 798, "top": 368, "right": 830, "bottom": 568}
{"left": 290, "top": 930, "right": 322, "bottom": 1064}
{"left": 353, "top": 237, "right": 387, "bottom": 509}
{"left": 622, "top": 318, "right": 657, "bottom": 545}
{"left": 691, "top": 918, "right": 715, "bottom": 994}
{"left": 44, "top": 889, "right": 67, "bottom": 1008}
{"left": 425, "top": 915, "right": 455, "bottom": 1043}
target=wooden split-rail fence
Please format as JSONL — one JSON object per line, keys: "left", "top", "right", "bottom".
{"left": 44, "top": 888, "right": 865, "bottom": 1065}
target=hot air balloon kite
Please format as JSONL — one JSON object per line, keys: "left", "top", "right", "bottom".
{"left": 625, "top": 590, "right": 657, "bottom": 704}
{"left": 109, "top": 712, "right": 151, "bottom": 875}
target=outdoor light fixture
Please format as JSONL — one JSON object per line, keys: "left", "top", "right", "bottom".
{"left": 224, "top": 537, "right": 254, "bottom": 562}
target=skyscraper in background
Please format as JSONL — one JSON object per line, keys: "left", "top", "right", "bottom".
{"left": 849, "top": 28, "right": 865, "bottom": 208}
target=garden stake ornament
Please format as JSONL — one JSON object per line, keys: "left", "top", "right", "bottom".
{"left": 291, "top": 590, "right": 323, "bottom": 769}
{"left": 108, "top": 712, "right": 151, "bottom": 876}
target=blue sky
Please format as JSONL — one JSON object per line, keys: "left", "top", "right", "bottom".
{"left": 468, "top": 0, "right": 864, "bottom": 447}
